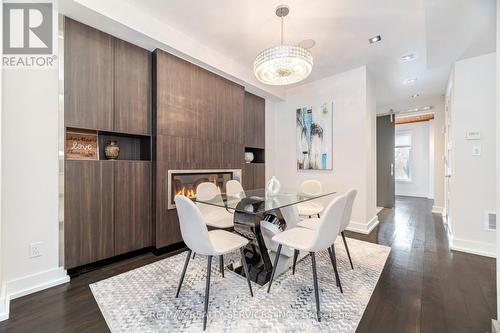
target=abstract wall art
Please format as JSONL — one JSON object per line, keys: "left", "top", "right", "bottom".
{"left": 296, "top": 102, "right": 333, "bottom": 170}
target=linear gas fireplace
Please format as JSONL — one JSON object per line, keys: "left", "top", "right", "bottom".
{"left": 167, "top": 169, "right": 241, "bottom": 209}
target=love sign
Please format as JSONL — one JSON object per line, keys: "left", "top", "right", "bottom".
{"left": 65, "top": 131, "right": 98, "bottom": 160}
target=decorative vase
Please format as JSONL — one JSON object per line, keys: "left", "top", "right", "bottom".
{"left": 104, "top": 141, "right": 120, "bottom": 160}
{"left": 266, "top": 176, "right": 281, "bottom": 197}
{"left": 244, "top": 152, "right": 254, "bottom": 163}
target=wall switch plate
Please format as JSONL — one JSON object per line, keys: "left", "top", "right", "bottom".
{"left": 465, "top": 131, "right": 481, "bottom": 140}
{"left": 29, "top": 242, "right": 43, "bottom": 258}
{"left": 472, "top": 146, "right": 481, "bottom": 156}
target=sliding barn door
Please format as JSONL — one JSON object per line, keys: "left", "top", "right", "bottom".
{"left": 377, "top": 115, "right": 395, "bottom": 208}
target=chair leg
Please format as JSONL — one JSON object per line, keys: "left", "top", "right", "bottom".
{"left": 310, "top": 252, "right": 321, "bottom": 322}
{"left": 192, "top": 252, "right": 196, "bottom": 260}
{"left": 327, "top": 246, "right": 339, "bottom": 287}
{"left": 329, "top": 245, "right": 343, "bottom": 293}
{"left": 317, "top": 213, "right": 320, "bottom": 218}
{"left": 267, "top": 244, "right": 282, "bottom": 293}
{"left": 240, "top": 248, "right": 253, "bottom": 297}
{"left": 203, "top": 256, "right": 213, "bottom": 331}
{"left": 341, "top": 231, "right": 354, "bottom": 270}
{"left": 292, "top": 249, "right": 299, "bottom": 275}
{"left": 219, "top": 255, "right": 224, "bottom": 278}
{"left": 175, "top": 249, "right": 192, "bottom": 298}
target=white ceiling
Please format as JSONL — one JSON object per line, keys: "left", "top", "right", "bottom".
{"left": 117, "top": 0, "right": 495, "bottom": 111}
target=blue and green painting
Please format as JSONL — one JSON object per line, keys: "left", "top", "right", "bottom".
{"left": 296, "top": 102, "right": 333, "bottom": 170}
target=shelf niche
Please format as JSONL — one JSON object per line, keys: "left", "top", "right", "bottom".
{"left": 98, "top": 132, "right": 151, "bottom": 161}
{"left": 244, "top": 147, "right": 265, "bottom": 164}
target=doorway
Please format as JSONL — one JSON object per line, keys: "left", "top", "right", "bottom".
{"left": 377, "top": 113, "right": 436, "bottom": 209}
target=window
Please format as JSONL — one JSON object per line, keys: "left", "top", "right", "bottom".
{"left": 395, "top": 132, "right": 412, "bottom": 181}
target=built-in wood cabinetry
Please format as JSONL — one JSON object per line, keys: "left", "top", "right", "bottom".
{"left": 242, "top": 163, "right": 265, "bottom": 190}
{"left": 64, "top": 18, "right": 267, "bottom": 261}
{"left": 65, "top": 161, "right": 151, "bottom": 268}
{"left": 64, "top": 18, "right": 114, "bottom": 131}
{"left": 64, "top": 18, "right": 151, "bottom": 135}
{"left": 65, "top": 161, "right": 114, "bottom": 268}
{"left": 114, "top": 39, "right": 152, "bottom": 135}
{"left": 64, "top": 18, "right": 152, "bottom": 270}
{"left": 114, "top": 161, "right": 151, "bottom": 255}
{"left": 242, "top": 92, "right": 266, "bottom": 190}
{"left": 244, "top": 92, "right": 266, "bottom": 149}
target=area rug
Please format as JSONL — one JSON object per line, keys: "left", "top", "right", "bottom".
{"left": 90, "top": 238, "right": 390, "bottom": 332}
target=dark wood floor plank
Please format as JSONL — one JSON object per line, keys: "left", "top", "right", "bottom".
{"left": 0, "top": 197, "right": 495, "bottom": 333}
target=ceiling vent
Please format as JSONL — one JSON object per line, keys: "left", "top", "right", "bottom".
{"left": 485, "top": 212, "right": 496, "bottom": 231}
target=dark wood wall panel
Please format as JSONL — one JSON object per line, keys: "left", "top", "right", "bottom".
{"left": 244, "top": 92, "right": 266, "bottom": 148}
{"left": 114, "top": 39, "right": 152, "bottom": 135}
{"left": 155, "top": 50, "right": 244, "bottom": 143}
{"left": 65, "top": 161, "right": 114, "bottom": 268}
{"left": 242, "top": 163, "right": 265, "bottom": 190}
{"left": 64, "top": 18, "right": 114, "bottom": 131}
{"left": 154, "top": 49, "right": 246, "bottom": 248}
{"left": 114, "top": 161, "right": 152, "bottom": 255}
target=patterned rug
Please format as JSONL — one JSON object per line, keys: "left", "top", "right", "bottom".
{"left": 90, "top": 238, "right": 390, "bottom": 332}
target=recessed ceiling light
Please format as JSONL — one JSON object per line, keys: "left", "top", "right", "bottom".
{"left": 410, "top": 93, "right": 420, "bottom": 98}
{"left": 401, "top": 54, "right": 416, "bottom": 62}
{"left": 368, "top": 35, "right": 382, "bottom": 44}
{"left": 404, "top": 78, "right": 417, "bottom": 84}
{"left": 298, "top": 39, "right": 316, "bottom": 49}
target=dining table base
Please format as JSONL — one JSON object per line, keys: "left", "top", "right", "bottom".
{"left": 232, "top": 198, "right": 286, "bottom": 285}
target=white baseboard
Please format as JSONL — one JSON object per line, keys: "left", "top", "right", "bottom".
{"left": 432, "top": 205, "right": 444, "bottom": 215}
{"left": 396, "top": 192, "right": 432, "bottom": 199}
{"left": 346, "top": 215, "right": 379, "bottom": 235}
{"left": 0, "top": 284, "right": 8, "bottom": 321}
{"left": 450, "top": 237, "right": 496, "bottom": 258}
{"left": 0, "top": 300, "right": 7, "bottom": 321}
{"left": 0, "top": 267, "right": 69, "bottom": 322}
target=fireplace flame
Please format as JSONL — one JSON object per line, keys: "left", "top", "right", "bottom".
{"left": 175, "top": 181, "right": 223, "bottom": 199}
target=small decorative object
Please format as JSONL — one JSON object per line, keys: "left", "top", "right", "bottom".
{"left": 104, "top": 140, "right": 120, "bottom": 160}
{"left": 244, "top": 152, "right": 255, "bottom": 163}
{"left": 266, "top": 176, "right": 281, "bottom": 197}
{"left": 65, "top": 131, "right": 98, "bottom": 160}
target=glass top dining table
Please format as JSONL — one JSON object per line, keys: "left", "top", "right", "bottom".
{"left": 193, "top": 188, "right": 337, "bottom": 285}
{"left": 194, "top": 188, "right": 337, "bottom": 215}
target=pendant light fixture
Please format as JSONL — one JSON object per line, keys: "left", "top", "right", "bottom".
{"left": 253, "top": 5, "right": 313, "bottom": 86}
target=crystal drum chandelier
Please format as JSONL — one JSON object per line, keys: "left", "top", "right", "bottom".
{"left": 253, "top": 5, "right": 313, "bottom": 86}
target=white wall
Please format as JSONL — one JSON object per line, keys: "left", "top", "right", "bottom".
{"left": 0, "top": 1, "right": 5, "bottom": 322}
{"left": 0, "top": 10, "right": 68, "bottom": 321}
{"left": 433, "top": 99, "right": 446, "bottom": 214}
{"left": 395, "top": 121, "right": 431, "bottom": 198}
{"left": 496, "top": 0, "right": 500, "bottom": 317}
{"left": 448, "top": 53, "right": 496, "bottom": 257}
{"left": 267, "top": 66, "right": 378, "bottom": 233}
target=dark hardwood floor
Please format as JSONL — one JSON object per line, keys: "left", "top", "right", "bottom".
{"left": 352, "top": 196, "right": 496, "bottom": 333}
{"left": 0, "top": 196, "right": 495, "bottom": 332}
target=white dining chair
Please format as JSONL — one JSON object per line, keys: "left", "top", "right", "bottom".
{"left": 194, "top": 182, "right": 234, "bottom": 270}
{"left": 196, "top": 182, "right": 234, "bottom": 229}
{"left": 260, "top": 204, "right": 302, "bottom": 263}
{"left": 226, "top": 179, "right": 245, "bottom": 198}
{"left": 267, "top": 194, "right": 347, "bottom": 322}
{"left": 298, "top": 189, "right": 357, "bottom": 269}
{"left": 297, "top": 180, "right": 324, "bottom": 218}
{"left": 174, "top": 195, "right": 253, "bottom": 331}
